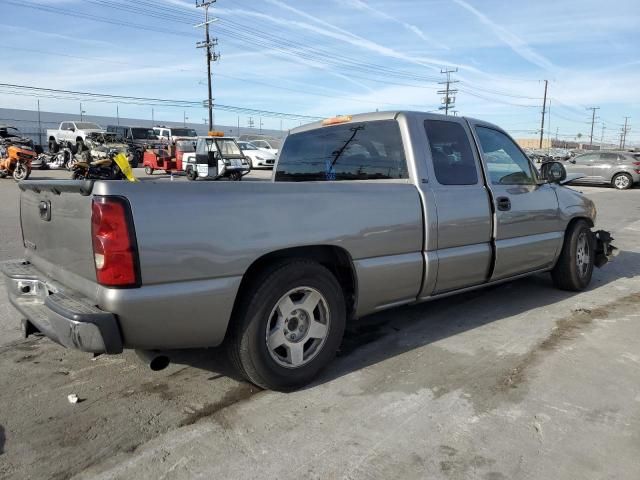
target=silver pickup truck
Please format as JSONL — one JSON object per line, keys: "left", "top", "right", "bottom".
{"left": 2, "top": 111, "right": 615, "bottom": 390}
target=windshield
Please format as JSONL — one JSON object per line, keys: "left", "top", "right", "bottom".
{"left": 216, "top": 139, "right": 242, "bottom": 156}
{"left": 170, "top": 128, "right": 197, "bottom": 137}
{"left": 264, "top": 139, "right": 281, "bottom": 149}
{"left": 239, "top": 142, "right": 258, "bottom": 150}
{"left": 75, "top": 122, "right": 102, "bottom": 130}
{"left": 176, "top": 140, "right": 196, "bottom": 152}
{"left": 131, "top": 128, "right": 156, "bottom": 140}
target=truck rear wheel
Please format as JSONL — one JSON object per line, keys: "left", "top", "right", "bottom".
{"left": 551, "top": 220, "right": 595, "bottom": 291}
{"left": 228, "top": 260, "right": 346, "bottom": 391}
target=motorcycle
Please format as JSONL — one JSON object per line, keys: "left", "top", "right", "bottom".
{"left": 71, "top": 150, "right": 138, "bottom": 182}
{"left": 37, "top": 147, "right": 74, "bottom": 170}
{"left": 0, "top": 144, "right": 35, "bottom": 181}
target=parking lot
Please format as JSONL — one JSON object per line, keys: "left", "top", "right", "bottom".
{"left": 1, "top": 172, "right": 639, "bottom": 480}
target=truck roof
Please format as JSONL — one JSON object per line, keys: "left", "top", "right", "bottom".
{"left": 289, "top": 110, "right": 501, "bottom": 135}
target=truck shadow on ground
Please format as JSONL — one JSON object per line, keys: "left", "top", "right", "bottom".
{"left": 0, "top": 424, "right": 5, "bottom": 455}
{"left": 171, "top": 249, "right": 640, "bottom": 389}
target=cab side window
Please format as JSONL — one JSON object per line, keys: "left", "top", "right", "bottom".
{"left": 424, "top": 120, "right": 478, "bottom": 185}
{"left": 476, "top": 127, "right": 536, "bottom": 185}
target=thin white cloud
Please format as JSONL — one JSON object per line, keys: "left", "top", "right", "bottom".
{"left": 451, "top": 0, "right": 555, "bottom": 71}
{"left": 254, "top": 0, "right": 474, "bottom": 73}
{"left": 340, "top": 0, "right": 450, "bottom": 50}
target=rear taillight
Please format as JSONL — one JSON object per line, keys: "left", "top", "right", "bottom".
{"left": 633, "top": 161, "right": 640, "bottom": 166}
{"left": 91, "top": 197, "right": 140, "bottom": 287}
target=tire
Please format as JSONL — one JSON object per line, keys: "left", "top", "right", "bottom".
{"left": 551, "top": 220, "right": 595, "bottom": 291}
{"left": 13, "top": 164, "right": 29, "bottom": 181}
{"left": 48, "top": 139, "right": 59, "bottom": 153}
{"left": 144, "top": 166, "right": 154, "bottom": 175}
{"left": 186, "top": 168, "right": 197, "bottom": 181}
{"left": 165, "top": 170, "right": 173, "bottom": 175}
{"left": 227, "top": 260, "right": 346, "bottom": 391}
{"left": 611, "top": 173, "right": 632, "bottom": 190}
{"left": 71, "top": 170, "right": 84, "bottom": 180}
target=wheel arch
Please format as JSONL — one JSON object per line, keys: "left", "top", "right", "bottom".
{"left": 231, "top": 245, "right": 358, "bottom": 328}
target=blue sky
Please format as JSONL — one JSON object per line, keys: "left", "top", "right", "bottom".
{"left": 1, "top": 0, "right": 639, "bottom": 144}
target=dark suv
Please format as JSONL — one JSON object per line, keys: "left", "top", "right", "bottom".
{"left": 106, "top": 125, "right": 163, "bottom": 167}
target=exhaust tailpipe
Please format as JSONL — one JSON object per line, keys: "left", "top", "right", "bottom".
{"left": 135, "top": 350, "right": 171, "bottom": 371}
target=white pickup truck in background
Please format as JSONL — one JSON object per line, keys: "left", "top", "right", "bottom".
{"left": 47, "top": 121, "right": 105, "bottom": 153}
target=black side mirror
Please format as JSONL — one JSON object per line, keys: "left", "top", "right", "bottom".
{"left": 570, "top": 160, "right": 576, "bottom": 164}
{"left": 540, "top": 161, "right": 567, "bottom": 184}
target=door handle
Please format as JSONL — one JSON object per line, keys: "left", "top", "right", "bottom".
{"left": 496, "top": 197, "right": 511, "bottom": 211}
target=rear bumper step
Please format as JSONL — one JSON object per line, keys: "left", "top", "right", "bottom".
{"left": 1, "top": 260, "right": 123, "bottom": 354}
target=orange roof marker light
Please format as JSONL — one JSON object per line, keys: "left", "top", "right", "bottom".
{"left": 208, "top": 131, "right": 225, "bottom": 137}
{"left": 322, "top": 115, "right": 353, "bottom": 126}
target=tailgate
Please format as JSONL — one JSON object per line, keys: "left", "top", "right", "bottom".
{"left": 19, "top": 180, "right": 97, "bottom": 283}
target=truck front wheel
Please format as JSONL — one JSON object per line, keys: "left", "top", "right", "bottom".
{"left": 228, "top": 260, "right": 346, "bottom": 391}
{"left": 551, "top": 220, "right": 595, "bottom": 291}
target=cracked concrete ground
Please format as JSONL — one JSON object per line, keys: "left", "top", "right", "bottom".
{"left": 0, "top": 171, "right": 639, "bottom": 480}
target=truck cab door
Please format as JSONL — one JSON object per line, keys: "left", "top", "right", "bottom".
{"left": 470, "top": 123, "right": 563, "bottom": 280}
{"left": 418, "top": 116, "right": 493, "bottom": 295}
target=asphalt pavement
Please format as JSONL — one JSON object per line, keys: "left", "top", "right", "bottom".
{"left": 0, "top": 171, "right": 639, "bottom": 480}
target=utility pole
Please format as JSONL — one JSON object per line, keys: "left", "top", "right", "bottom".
{"left": 116, "top": 105, "right": 120, "bottom": 126}
{"left": 248, "top": 117, "right": 255, "bottom": 129}
{"left": 80, "top": 103, "right": 84, "bottom": 121}
{"left": 37, "top": 99, "right": 42, "bottom": 148}
{"left": 438, "top": 68, "right": 458, "bottom": 116}
{"left": 539, "top": 80, "right": 548, "bottom": 149}
{"left": 184, "top": 111, "right": 187, "bottom": 127}
{"left": 600, "top": 124, "right": 606, "bottom": 148}
{"left": 196, "top": 0, "right": 220, "bottom": 133}
{"left": 152, "top": 108, "right": 154, "bottom": 125}
{"left": 237, "top": 116, "right": 240, "bottom": 137}
{"left": 621, "top": 116, "right": 630, "bottom": 149}
{"left": 587, "top": 106, "right": 600, "bottom": 147}
{"left": 259, "top": 117, "right": 263, "bottom": 134}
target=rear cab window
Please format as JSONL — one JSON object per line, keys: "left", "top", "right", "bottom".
{"left": 275, "top": 120, "right": 408, "bottom": 182}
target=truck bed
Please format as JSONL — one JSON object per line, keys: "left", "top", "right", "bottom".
{"left": 16, "top": 179, "right": 424, "bottom": 349}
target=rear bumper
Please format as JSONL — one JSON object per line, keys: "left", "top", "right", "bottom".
{"left": 1, "top": 260, "right": 123, "bottom": 354}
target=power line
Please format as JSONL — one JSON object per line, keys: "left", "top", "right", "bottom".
{"left": 0, "top": 83, "right": 322, "bottom": 121}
